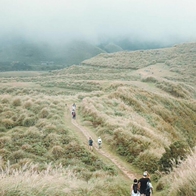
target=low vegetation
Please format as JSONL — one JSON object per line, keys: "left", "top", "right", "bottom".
{"left": 0, "top": 94, "right": 122, "bottom": 195}
{"left": 156, "top": 148, "right": 196, "bottom": 196}
{"left": 0, "top": 42, "right": 195, "bottom": 195}
{"left": 0, "top": 162, "right": 129, "bottom": 196}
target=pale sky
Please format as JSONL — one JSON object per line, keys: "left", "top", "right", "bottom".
{"left": 0, "top": 0, "right": 196, "bottom": 44}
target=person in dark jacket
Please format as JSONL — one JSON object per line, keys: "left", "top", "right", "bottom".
{"left": 72, "top": 110, "right": 76, "bottom": 119}
{"left": 138, "top": 171, "right": 151, "bottom": 196}
{"left": 88, "top": 137, "right": 93, "bottom": 151}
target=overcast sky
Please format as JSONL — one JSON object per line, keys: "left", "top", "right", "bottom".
{"left": 0, "top": 0, "right": 196, "bottom": 45}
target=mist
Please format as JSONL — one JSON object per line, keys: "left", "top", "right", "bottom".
{"left": 1, "top": 0, "right": 196, "bottom": 46}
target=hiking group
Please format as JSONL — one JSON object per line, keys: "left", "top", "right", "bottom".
{"left": 88, "top": 136, "right": 102, "bottom": 151}
{"left": 131, "top": 171, "right": 153, "bottom": 196}
{"left": 70, "top": 103, "right": 103, "bottom": 151}
{"left": 69, "top": 104, "right": 152, "bottom": 195}
{"left": 71, "top": 103, "right": 76, "bottom": 119}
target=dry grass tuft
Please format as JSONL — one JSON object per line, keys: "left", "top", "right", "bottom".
{"left": 23, "top": 100, "right": 33, "bottom": 109}
{"left": 1, "top": 119, "right": 14, "bottom": 129}
{"left": 51, "top": 145, "right": 64, "bottom": 158}
{"left": 24, "top": 127, "right": 41, "bottom": 138}
{"left": 0, "top": 136, "right": 12, "bottom": 148}
{"left": 12, "top": 97, "right": 21, "bottom": 107}
{"left": 1, "top": 95, "right": 11, "bottom": 104}
{"left": 45, "top": 133, "right": 61, "bottom": 145}
{"left": 0, "top": 162, "right": 129, "bottom": 196}
{"left": 22, "top": 116, "right": 36, "bottom": 127}
{"left": 39, "top": 107, "right": 50, "bottom": 118}
{"left": 157, "top": 148, "right": 196, "bottom": 196}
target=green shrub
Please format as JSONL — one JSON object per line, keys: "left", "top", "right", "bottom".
{"left": 1, "top": 95, "right": 11, "bottom": 104}
{"left": 12, "top": 97, "right": 21, "bottom": 106}
{"left": 31, "top": 104, "right": 42, "bottom": 114}
{"left": 51, "top": 145, "right": 64, "bottom": 159}
{"left": 43, "top": 124, "right": 57, "bottom": 134}
{"left": 9, "top": 150, "right": 26, "bottom": 163}
{"left": 55, "top": 125, "right": 69, "bottom": 135}
{"left": 142, "top": 76, "right": 158, "bottom": 83}
{"left": 156, "top": 178, "right": 167, "bottom": 191}
{"left": 0, "top": 136, "right": 12, "bottom": 148}
{"left": 44, "top": 133, "right": 61, "bottom": 146}
{"left": 102, "top": 165, "right": 117, "bottom": 175}
{"left": 31, "top": 143, "right": 47, "bottom": 156}
{"left": 112, "top": 129, "right": 147, "bottom": 162}
{"left": 0, "top": 148, "right": 10, "bottom": 160}
{"left": 39, "top": 108, "right": 49, "bottom": 118}
{"left": 0, "top": 104, "right": 3, "bottom": 113}
{"left": 3, "top": 110, "right": 15, "bottom": 118}
{"left": 1, "top": 118, "right": 14, "bottom": 129}
{"left": 23, "top": 100, "right": 33, "bottom": 109}
{"left": 22, "top": 117, "right": 36, "bottom": 127}
{"left": 51, "top": 114, "right": 61, "bottom": 120}
{"left": 11, "top": 114, "right": 18, "bottom": 122}
{"left": 80, "top": 171, "right": 93, "bottom": 183}
{"left": 150, "top": 171, "right": 162, "bottom": 182}
{"left": 133, "top": 151, "right": 159, "bottom": 173}
{"left": 16, "top": 113, "right": 26, "bottom": 126}
{"left": 21, "top": 144, "right": 32, "bottom": 151}
{"left": 159, "top": 140, "right": 191, "bottom": 172}
{"left": 35, "top": 119, "right": 48, "bottom": 129}
{"left": 0, "top": 126, "right": 6, "bottom": 132}
{"left": 25, "top": 127, "right": 41, "bottom": 138}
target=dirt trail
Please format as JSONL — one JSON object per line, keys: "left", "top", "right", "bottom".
{"left": 69, "top": 106, "right": 136, "bottom": 180}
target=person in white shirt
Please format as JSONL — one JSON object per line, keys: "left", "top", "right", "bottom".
{"left": 72, "top": 103, "right": 76, "bottom": 111}
{"left": 131, "top": 179, "right": 140, "bottom": 196}
{"left": 97, "top": 137, "right": 102, "bottom": 149}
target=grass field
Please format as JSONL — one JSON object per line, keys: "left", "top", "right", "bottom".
{"left": 0, "top": 42, "right": 195, "bottom": 196}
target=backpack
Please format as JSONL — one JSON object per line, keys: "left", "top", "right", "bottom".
{"left": 72, "top": 111, "right": 76, "bottom": 118}
{"left": 133, "top": 183, "right": 138, "bottom": 193}
{"left": 146, "top": 181, "right": 151, "bottom": 194}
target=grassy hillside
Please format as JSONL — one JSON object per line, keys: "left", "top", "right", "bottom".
{"left": 0, "top": 94, "right": 128, "bottom": 195}
{"left": 0, "top": 42, "right": 195, "bottom": 195}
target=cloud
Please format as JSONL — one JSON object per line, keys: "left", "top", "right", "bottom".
{"left": 0, "top": 0, "right": 196, "bottom": 44}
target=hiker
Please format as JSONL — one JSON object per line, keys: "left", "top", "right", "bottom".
{"left": 145, "top": 172, "right": 153, "bottom": 196}
{"left": 72, "top": 103, "right": 76, "bottom": 111}
{"left": 138, "top": 171, "right": 152, "bottom": 196}
{"left": 72, "top": 110, "right": 76, "bottom": 119}
{"left": 131, "top": 179, "right": 140, "bottom": 196}
{"left": 146, "top": 180, "right": 153, "bottom": 196}
{"left": 97, "top": 136, "right": 102, "bottom": 149}
{"left": 88, "top": 137, "right": 93, "bottom": 151}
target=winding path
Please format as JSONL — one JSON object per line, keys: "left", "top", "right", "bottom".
{"left": 71, "top": 114, "right": 136, "bottom": 180}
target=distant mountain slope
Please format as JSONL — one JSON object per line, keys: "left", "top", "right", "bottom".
{"left": 0, "top": 39, "right": 106, "bottom": 71}
{"left": 55, "top": 40, "right": 106, "bottom": 65}
{"left": 81, "top": 42, "right": 196, "bottom": 85}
